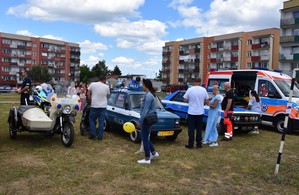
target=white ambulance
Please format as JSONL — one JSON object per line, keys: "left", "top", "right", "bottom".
{"left": 206, "top": 69, "right": 299, "bottom": 133}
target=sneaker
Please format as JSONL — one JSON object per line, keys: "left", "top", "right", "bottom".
{"left": 209, "top": 142, "right": 218, "bottom": 147}
{"left": 150, "top": 152, "right": 159, "bottom": 160}
{"left": 202, "top": 141, "right": 210, "bottom": 145}
{"left": 137, "top": 159, "right": 151, "bottom": 164}
{"left": 249, "top": 130, "right": 260, "bottom": 135}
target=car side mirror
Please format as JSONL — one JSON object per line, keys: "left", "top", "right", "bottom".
{"left": 124, "top": 102, "right": 129, "bottom": 110}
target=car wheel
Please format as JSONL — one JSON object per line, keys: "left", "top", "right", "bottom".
{"left": 130, "top": 129, "right": 141, "bottom": 143}
{"left": 274, "top": 116, "right": 291, "bottom": 133}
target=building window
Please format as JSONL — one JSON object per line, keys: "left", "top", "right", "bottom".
{"left": 33, "top": 43, "right": 37, "bottom": 48}
{"left": 2, "top": 67, "right": 10, "bottom": 71}
{"left": 231, "top": 40, "right": 238, "bottom": 46}
{"left": 246, "top": 62, "right": 251, "bottom": 68}
{"left": 294, "top": 29, "right": 299, "bottom": 36}
{"left": 247, "top": 51, "right": 252, "bottom": 57}
{"left": 294, "top": 11, "right": 299, "bottom": 19}
{"left": 42, "top": 52, "right": 47, "bottom": 56}
{"left": 247, "top": 39, "right": 252, "bottom": 45}
{"left": 2, "top": 39, "right": 11, "bottom": 44}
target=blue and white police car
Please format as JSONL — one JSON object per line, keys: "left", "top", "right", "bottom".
{"left": 106, "top": 89, "right": 182, "bottom": 142}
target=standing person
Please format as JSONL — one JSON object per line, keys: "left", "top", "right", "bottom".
{"left": 16, "top": 69, "right": 32, "bottom": 105}
{"left": 67, "top": 81, "right": 77, "bottom": 97}
{"left": 79, "top": 83, "right": 87, "bottom": 113}
{"left": 248, "top": 90, "right": 261, "bottom": 113}
{"left": 248, "top": 90, "right": 261, "bottom": 134}
{"left": 221, "top": 82, "right": 234, "bottom": 141}
{"left": 203, "top": 85, "right": 223, "bottom": 147}
{"left": 128, "top": 76, "right": 143, "bottom": 91}
{"left": 87, "top": 76, "right": 110, "bottom": 140}
{"left": 137, "top": 79, "right": 159, "bottom": 164}
{"left": 183, "top": 78, "right": 209, "bottom": 149}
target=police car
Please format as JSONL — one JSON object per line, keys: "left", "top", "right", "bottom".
{"left": 162, "top": 90, "right": 261, "bottom": 133}
{"left": 106, "top": 89, "right": 182, "bottom": 143}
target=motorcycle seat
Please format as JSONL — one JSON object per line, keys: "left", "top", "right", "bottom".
{"left": 17, "top": 105, "right": 37, "bottom": 116}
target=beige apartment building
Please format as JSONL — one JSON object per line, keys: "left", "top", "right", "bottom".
{"left": 280, "top": 0, "right": 299, "bottom": 75}
{"left": 0, "top": 32, "right": 80, "bottom": 86}
{"left": 162, "top": 28, "right": 280, "bottom": 85}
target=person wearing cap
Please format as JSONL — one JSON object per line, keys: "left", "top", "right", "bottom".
{"left": 16, "top": 69, "right": 32, "bottom": 105}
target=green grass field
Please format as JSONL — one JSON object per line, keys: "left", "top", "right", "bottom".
{"left": 0, "top": 94, "right": 298, "bottom": 194}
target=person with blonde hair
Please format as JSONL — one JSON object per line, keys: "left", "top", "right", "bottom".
{"left": 203, "top": 85, "right": 223, "bottom": 147}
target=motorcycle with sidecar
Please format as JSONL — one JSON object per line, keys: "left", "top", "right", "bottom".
{"left": 7, "top": 92, "right": 80, "bottom": 147}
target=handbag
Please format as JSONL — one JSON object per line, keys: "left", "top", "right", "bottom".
{"left": 144, "top": 112, "right": 158, "bottom": 125}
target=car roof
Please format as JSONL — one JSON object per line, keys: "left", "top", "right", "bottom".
{"left": 111, "top": 89, "right": 145, "bottom": 95}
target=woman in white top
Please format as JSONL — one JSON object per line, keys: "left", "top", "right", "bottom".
{"left": 248, "top": 90, "right": 261, "bottom": 134}
{"left": 248, "top": 90, "right": 261, "bottom": 113}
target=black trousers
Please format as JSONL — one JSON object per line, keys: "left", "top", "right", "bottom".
{"left": 20, "top": 93, "right": 29, "bottom": 105}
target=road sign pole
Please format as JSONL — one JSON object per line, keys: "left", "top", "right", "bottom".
{"left": 274, "top": 69, "right": 299, "bottom": 175}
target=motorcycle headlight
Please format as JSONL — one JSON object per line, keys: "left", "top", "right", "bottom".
{"left": 63, "top": 105, "right": 72, "bottom": 114}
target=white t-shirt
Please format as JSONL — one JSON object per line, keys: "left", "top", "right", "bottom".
{"left": 183, "top": 86, "right": 209, "bottom": 115}
{"left": 88, "top": 81, "right": 110, "bottom": 108}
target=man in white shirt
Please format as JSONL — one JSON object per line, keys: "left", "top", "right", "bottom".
{"left": 183, "top": 78, "right": 209, "bottom": 148}
{"left": 87, "top": 76, "right": 110, "bottom": 140}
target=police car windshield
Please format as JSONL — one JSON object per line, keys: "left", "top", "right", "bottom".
{"left": 129, "top": 94, "right": 164, "bottom": 109}
{"left": 274, "top": 80, "right": 299, "bottom": 98}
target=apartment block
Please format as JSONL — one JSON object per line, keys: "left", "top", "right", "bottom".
{"left": 0, "top": 32, "right": 80, "bottom": 86}
{"left": 162, "top": 28, "right": 280, "bottom": 85}
{"left": 280, "top": 0, "right": 299, "bottom": 75}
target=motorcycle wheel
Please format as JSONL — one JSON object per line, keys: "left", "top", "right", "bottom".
{"left": 61, "top": 121, "right": 74, "bottom": 147}
{"left": 8, "top": 113, "right": 17, "bottom": 139}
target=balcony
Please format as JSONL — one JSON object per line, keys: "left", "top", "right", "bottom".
{"left": 178, "top": 78, "right": 184, "bottom": 82}
{"left": 17, "top": 45, "right": 26, "bottom": 49}
{"left": 10, "top": 62, "right": 18, "bottom": 66}
{"left": 210, "top": 48, "right": 218, "bottom": 52}
{"left": 194, "top": 58, "right": 200, "bottom": 63}
{"left": 251, "top": 44, "right": 261, "bottom": 49}
{"left": 294, "top": 54, "right": 299, "bottom": 60}
{"left": 280, "top": 18, "right": 299, "bottom": 27}
{"left": 231, "top": 45, "right": 239, "bottom": 51}
{"left": 210, "top": 58, "right": 216, "bottom": 63}
{"left": 162, "top": 51, "right": 171, "bottom": 56}
{"left": 165, "top": 78, "right": 170, "bottom": 82}
{"left": 251, "top": 56, "right": 261, "bottom": 61}
{"left": 162, "top": 60, "right": 170, "bottom": 65}
{"left": 280, "top": 35, "right": 299, "bottom": 44}
{"left": 231, "top": 56, "right": 238, "bottom": 62}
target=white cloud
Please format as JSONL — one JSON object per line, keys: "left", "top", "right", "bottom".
{"left": 111, "top": 57, "right": 143, "bottom": 70}
{"left": 78, "top": 40, "right": 108, "bottom": 54}
{"left": 169, "top": 0, "right": 285, "bottom": 36}
{"left": 95, "top": 20, "right": 167, "bottom": 54}
{"left": 80, "top": 55, "right": 101, "bottom": 68}
{"left": 16, "top": 30, "right": 33, "bottom": 36}
{"left": 15, "top": 29, "right": 63, "bottom": 40}
{"left": 7, "top": 0, "right": 144, "bottom": 23}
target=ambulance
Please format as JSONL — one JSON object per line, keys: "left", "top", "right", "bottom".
{"left": 206, "top": 69, "right": 299, "bottom": 133}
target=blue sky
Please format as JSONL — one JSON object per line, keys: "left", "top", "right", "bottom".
{"left": 0, "top": 0, "right": 285, "bottom": 78}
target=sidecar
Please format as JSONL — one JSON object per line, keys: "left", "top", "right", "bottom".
{"left": 8, "top": 105, "right": 55, "bottom": 138}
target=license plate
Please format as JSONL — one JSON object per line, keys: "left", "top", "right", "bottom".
{"left": 158, "top": 131, "right": 174, "bottom": 136}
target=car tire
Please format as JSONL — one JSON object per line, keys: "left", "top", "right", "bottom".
{"left": 130, "top": 129, "right": 141, "bottom": 143}
{"left": 274, "top": 116, "right": 291, "bottom": 134}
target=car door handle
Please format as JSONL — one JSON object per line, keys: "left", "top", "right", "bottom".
{"left": 112, "top": 108, "right": 115, "bottom": 110}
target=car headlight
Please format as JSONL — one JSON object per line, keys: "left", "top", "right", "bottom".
{"left": 63, "top": 105, "right": 72, "bottom": 114}
{"left": 234, "top": 116, "right": 240, "bottom": 121}
{"left": 175, "top": 119, "right": 180, "bottom": 125}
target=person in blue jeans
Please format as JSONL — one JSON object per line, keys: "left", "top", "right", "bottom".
{"left": 183, "top": 78, "right": 209, "bottom": 149}
{"left": 137, "top": 79, "right": 159, "bottom": 164}
{"left": 87, "top": 76, "right": 110, "bottom": 140}
{"left": 203, "top": 85, "right": 223, "bottom": 147}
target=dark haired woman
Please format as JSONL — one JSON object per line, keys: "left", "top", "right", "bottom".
{"left": 137, "top": 79, "right": 159, "bottom": 164}
{"left": 248, "top": 90, "right": 261, "bottom": 134}
{"left": 248, "top": 90, "right": 261, "bottom": 113}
